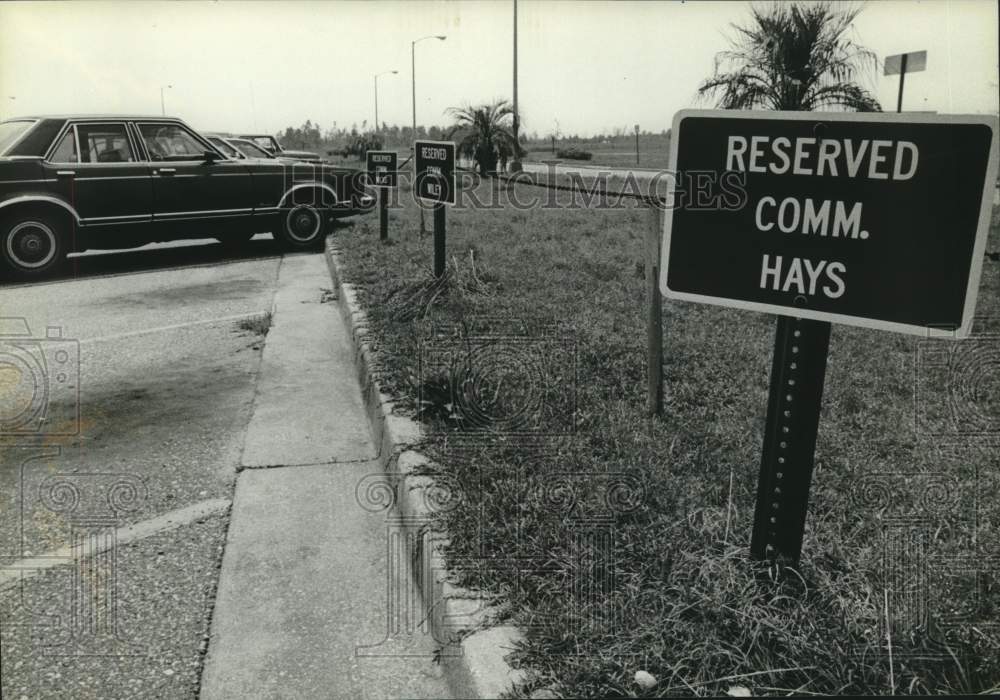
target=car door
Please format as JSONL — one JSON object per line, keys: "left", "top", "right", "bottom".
{"left": 42, "top": 121, "right": 154, "bottom": 244}
{"left": 134, "top": 121, "right": 255, "bottom": 233}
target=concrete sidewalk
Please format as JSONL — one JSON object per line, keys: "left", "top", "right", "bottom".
{"left": 200, "top": 254, "right": 450, "bottom": 699}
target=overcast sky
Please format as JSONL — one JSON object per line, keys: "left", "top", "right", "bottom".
{"left": 0, "top": 1, "right": 997, "bottom": 137}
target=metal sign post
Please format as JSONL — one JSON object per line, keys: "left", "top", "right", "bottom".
{"left": 433, "top": 203, "right": 446, "bottom": 276}
{"left": 646, "top": 203, "right": 663, "bottom": 416}
{"left": 750, "top": 316, "right": 830, "bottom": 563}
{"left": 660, "top": 109, "right": 999, "bottom": 564}
{"left": 414, "top": 140, "right": 456, "bottom": 278}
{"left": 366, "top": 150, "right": 398, "bottom": 241}
{"left": 884, "top": 50, "right": 927, "bottom": 113}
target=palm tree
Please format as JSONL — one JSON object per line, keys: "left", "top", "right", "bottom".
{"left": 699, "top": 2, "right": 881, "bottom": 112}
{"left": 446, "top": 100, "right": 522, "bottom": 175}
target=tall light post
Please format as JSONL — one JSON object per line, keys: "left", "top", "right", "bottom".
{"left": 411, "top": 34, "right": 446, "bottom": 233}
{"left": 510, "top": 0, "right": 522, "bottom": 172}
{"left": 374, "top": 70, "right": 398, "bottom": 137}
{"left": 2, "top": 96, "right": 15, "bottom": 120}
{"left": 160, "top": 84, "right": 173, "bottom": 116}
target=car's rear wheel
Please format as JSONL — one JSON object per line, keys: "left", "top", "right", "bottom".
{"left": 1, "top": 210, "right": 67, "bottom": 280}
{"left": 275, "top": 204, "right": 328, "bottom": 251}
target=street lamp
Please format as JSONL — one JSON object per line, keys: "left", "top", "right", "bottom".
{"left": 411, "top": 34, "right": 446, "bottom": 137}
{"left": 374, "top": 70, "right": 398, "bottom": 137}
{"left": 511, "top": 0, "right": 522, "bottom": 172}
{"left": 411, "top": 34, "right": 446, "bottom": 233}
{"left": 160, "top": 84, "right": 172, "bottom": 116}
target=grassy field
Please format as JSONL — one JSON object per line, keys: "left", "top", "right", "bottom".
{"left": 320, "top": 134, "right": 674, "bottom": 171}
{"left": 334, "top": 177, "right": 1000, "bottom": 697}
{"left": 523, "top": 133, "right": 673, "bottom": 170}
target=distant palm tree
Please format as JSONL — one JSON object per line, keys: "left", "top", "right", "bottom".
{"left": 446, "top": 100, "right": 522, "bottom": 175}
{"left": 699, "top": 2, "right": 881, "bottom": 112}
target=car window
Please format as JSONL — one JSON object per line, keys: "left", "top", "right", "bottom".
{"left": 138, "top": 123, "right": 206, "bottom": 161}
{"left": 49, "top": 129, "right": 78, "bottom": 163}
{"left": 75, "top": 124, "right": 135, "bottom": 163}
{"left": 209, "top": 137, "right": 241, "bottom": 158}
{"left": 232, "top": 140, "right": 273, "bottom": 159}
{"left": 0, "top": 120, "right": 35, "bottom": 155}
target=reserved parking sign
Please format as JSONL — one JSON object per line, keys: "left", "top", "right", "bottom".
{"left": 414, "top": 140, "right": 456, "bottom": 205}
{"left": 659, "top": 109, "right": 999, "bottom": 337}
{"left": 366, "top": 151, "right": 398, "bottom": 188}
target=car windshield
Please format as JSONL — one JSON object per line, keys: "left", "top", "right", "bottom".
{"left": 232, "top": 140, "right": 273, "bottom": 159}
{"left": 0, "top": 120, "right": 35, "bottom": 155}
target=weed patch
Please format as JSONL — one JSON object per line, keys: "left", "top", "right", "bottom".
{"left": 236, "top": 311, "right": 273, "bottom": 337}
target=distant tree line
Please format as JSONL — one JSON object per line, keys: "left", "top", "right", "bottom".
{"left": 275, "top": 120, "right": 457, "bottom": 158}
{"left": 274, "top": 117, "right": 671, "bottom": 161}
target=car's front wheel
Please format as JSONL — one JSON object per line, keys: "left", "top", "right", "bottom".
{"left": 0, "top": 210, "right": 67, "bottom": 280}
{"left": 275, "top": 204, "right": 328, "bottom": 251}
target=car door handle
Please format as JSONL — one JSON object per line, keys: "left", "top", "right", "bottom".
{"left": 156, "top": 168, "right": 177, "bottom": 176}
{"left": 56, "top": 170, "right": 76, "bottom": 177}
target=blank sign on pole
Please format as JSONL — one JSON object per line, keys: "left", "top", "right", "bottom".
{"left": 884, "top": 50, "right": 927, "bottom": 75}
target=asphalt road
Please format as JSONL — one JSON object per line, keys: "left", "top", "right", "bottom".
{"left": 0, "top": 237, "right": 283, "bottom": 699}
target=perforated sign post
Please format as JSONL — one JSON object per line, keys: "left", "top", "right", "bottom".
{"left": 414, "top": 140, "right": 456, "bottom": 277}
{"left": 660, "top": 109, "right": 999, "bottom": 564}
{"left": 366, "top": 150, "right": 398, "bottom": 240}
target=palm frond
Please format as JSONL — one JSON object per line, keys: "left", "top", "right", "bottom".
{"left": 699, "top": 2, "right": 882, "bottom": 113}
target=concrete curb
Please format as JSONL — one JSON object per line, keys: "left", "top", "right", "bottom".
{"left": 323, "top": 237, "right": 527, "bottom": 699}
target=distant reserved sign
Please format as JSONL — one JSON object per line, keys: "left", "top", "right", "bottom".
{"left": 659, "top": 109, "right": 999, "bottom": 337}
{"left": 366, "top": 150, "right": 398, "bottom": 188}
{"left": 414, "top": 140, "right": 456, "bottom": 205}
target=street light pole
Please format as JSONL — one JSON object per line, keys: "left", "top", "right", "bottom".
{"left": 411, "top": 34, "right": 446, "bottom": 234}
{"left": 374, "top": 70, "right": 398, "bottom": 137}
{"left": 511, "top": 0, "right": 521, "bottom": 172}
{"left": 411, "top": 41, "right": 417, "bottom": 145}
{"left": 160, "top": 84, "right": 172, "bottom": 116}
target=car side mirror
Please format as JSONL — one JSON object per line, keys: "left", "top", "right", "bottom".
{"left": 202, "top": 150, "right": 222, "bottom": 162}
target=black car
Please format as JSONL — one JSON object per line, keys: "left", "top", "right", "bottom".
{"left": 0, "top": 115, "right": 373, "bottom": 279}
